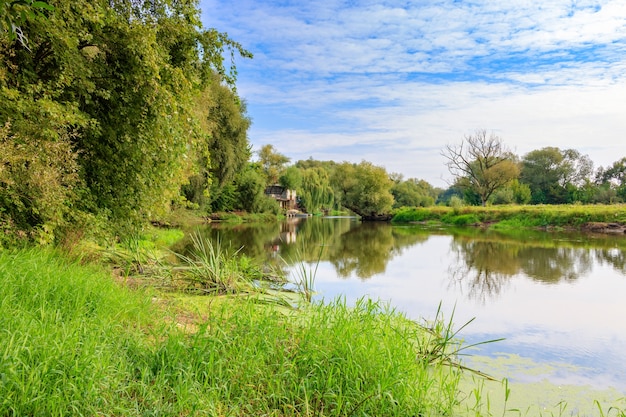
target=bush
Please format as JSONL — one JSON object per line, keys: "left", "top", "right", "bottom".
{"left": 0, "top": 123, "right": 80, "bottom": 245}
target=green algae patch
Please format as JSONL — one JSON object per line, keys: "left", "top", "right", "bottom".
{"left": 458, "top": 353, "right": 626, "bottom": 416}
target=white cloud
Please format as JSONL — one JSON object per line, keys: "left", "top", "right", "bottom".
{"left": 201, "top": 0, "right": 626, "bottom": 186}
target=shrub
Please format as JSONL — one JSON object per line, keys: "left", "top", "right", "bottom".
{"left": 0, "top": 123, "right": 79, "bottom": 245}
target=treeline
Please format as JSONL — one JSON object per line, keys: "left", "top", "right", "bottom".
{"left": 3, "top": 3, "right": 626, "bottom": 247}
{"left": 441, "top": 130, "right": 626, "bottom": 207}
{"left": 0, "top": 0, "right": 256, "bottom": 246}
{"left": 253, "top": 134, "right": 626, "bottom": 219}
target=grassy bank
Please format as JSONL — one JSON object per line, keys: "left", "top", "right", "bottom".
{"left": 392, "top": 204, "right": 626, "bottom": 229}
{"left": 1, "top": 248, "right": 476, "bottom": 416}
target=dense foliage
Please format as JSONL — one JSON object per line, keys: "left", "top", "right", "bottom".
{"left": 0, "top": 0, "right": 253, "bottom": 243}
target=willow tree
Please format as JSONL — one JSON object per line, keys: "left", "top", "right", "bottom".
{"left": 442, "top": 130, "right": 519, "bottom": 206}
{"left": 182, "top": 74, "right": 252, "bottom": 211}
{"left": 297, "top": 167, "right": 334, "bottom": 214}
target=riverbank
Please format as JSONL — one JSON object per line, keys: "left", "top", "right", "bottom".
{"left": 0, "top": 248, "right": 479, "bottom": 416}
{"left": 392, "top": 204, "right": 626, "bottom": 233}
{"left": 4, "top": 218, "right": 626, "bottom": 416}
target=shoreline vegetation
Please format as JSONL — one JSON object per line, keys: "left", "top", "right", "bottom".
{"left": 0, "top": 247, "right": 496, "bottom": 416}
{"left": 391, "top": 204, "right": 626, "bottom": 234}
{"left": 2, "top": 207, "right": 626, "bottom": 416}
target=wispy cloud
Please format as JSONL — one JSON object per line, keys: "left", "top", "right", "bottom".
{"left": 201, "top": 0, "right": 626, "bottom": 185}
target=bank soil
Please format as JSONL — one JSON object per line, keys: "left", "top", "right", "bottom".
{"left": 581, "top": 222, "right": 626, "bottom": 234}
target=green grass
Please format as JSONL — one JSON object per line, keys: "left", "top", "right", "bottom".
{"left": 0, "top": 248, "right": 153, "bottom": 416}
{"left": 392, "top": 204, "right": 626, "bottom": 229}
{"left": 0, "top": 248, "right": 474, "bottom": 416}
{"left": 3, "top": 248, "right": 625, "bottom": 416}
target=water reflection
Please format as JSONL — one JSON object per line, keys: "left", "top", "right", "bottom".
{"left": 190, "top": 218, "right": 626, "bottom": 299}
{"left": 448, "top": 236, "right": 596, "bottom": 302}
{"left": 189, "top": 218, "right": 626, "bottom": 393}
{"left": 327, "top": 223, "right": 429, "bottom": 279}
{"left": 594, "top": 247, "right": 626, "bottom": 272}
{"left": 449, "top": 239, "right": 519, "bottom": 302}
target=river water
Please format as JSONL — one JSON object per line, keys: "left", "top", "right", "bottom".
{"left": 189, "top": 216, "right": 626, "bottom": 411}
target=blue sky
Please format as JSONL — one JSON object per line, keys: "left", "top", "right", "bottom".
{"left": 200, "top": 0, "right": 626, "bottom": 187}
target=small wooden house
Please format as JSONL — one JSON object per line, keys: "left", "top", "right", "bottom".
{"left": 264, "top": 185, "right": 297, "bottom": 210}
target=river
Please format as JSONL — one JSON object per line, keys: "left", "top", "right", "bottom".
{"left": 185, "top": 216, "right": 626, "bottom": 413}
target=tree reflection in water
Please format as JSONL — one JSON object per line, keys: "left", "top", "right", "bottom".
{"left": 189, "top": 218, "right": 626, "bottom": 302}
{"left": 328, "top": 223, "right": 430, "bottom": 279}
{"left": 449, "top": 238, "right": 519, "bottom": 303}
{"left": 448, "top": 234, "right": 595, "bottom": 302}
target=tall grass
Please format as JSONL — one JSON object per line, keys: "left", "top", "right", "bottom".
{"left": 0, "top": 248, "right": 153, "bottom": 416}
{"left": 181, "top": 297, "right": 465, "bottom": 416}
{"left": 0, "top": 248, "right": 484, "bottom": 416}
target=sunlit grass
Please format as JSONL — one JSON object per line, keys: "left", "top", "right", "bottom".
{"left": 393, "top": 204, "right": 626, "bottom": 229}
{"left": 0, "top": 248, "right": 476, "bottom": 416}
{"left": 3, "top": 246, "right": 625, "bottom": 416}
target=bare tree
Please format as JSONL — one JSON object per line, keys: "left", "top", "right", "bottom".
{"left": 442, "top": 130, "right": 519, "bottom": 206}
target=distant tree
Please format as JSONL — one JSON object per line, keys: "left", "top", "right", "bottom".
{"left": 297, "top": 167, "right": 334, "bottom": 214}
{"left": 391, "top": 177, "right": 436, "bottom": 208}
{"left": 490, "top": 180, "right": 531, "bottom": 205}
{"left": 595, "top": 157, "right": 626, "bottom": 202}
{"left": 258, "top": 144, "right": 290, "bottom": 185}
{"left": 279, "top": 166, "right": 302, "bottom": 190}
{"left": 331, "top": 161, "right": 394, "bottom": 218}
{"left": 436, "top": 185, "right": 465, "bottom": 206}
{"left": 442, "top": 130, "right": 520, "bottom": 206}
{"left": 520, "top": 147, "right": 593, "bottom": 204}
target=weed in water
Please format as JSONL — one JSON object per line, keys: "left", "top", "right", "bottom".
{"left": 283, "top": 244, "right": 323, "bottom": 304}
{"left": 417, "top": 302, "right": 504, "bottom": 379}
{"left": 171, "top": 231, "right": 251, "bottom": 294}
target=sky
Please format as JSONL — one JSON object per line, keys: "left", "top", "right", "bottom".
{"left": 199, "top": 0, "right": 626, "bottom": 187}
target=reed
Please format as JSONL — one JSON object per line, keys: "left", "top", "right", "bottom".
{"left": 284, "top": 244, "right": 324, "bottom": 304}
{"left": 172, "top": 231, "right": 253, "bottom": 294}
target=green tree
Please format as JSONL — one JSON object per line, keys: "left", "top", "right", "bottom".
{"left": 279, "top": 166, "right": 302, "bottom": 190}
{"left": 205, "top": 78, "right": 252, "bottom": 187}
{"left": 490, "top": 180, "right": 531, "bottom": 205}
{"left": 182, "top": 76, "right": 252, "bottom": 211}
{"left": 520, "top": 147, "right": 593, "bottom": 204}
{"left": 258, "top": 144, "right": 290, "bottom": 185}
{"left": 0, "top": 0, "right": 53, "bottom": 48}
{"left": 0, "top": 0, "right": 251, "bottom": 239}
{"left": 390, "top": 176, "right": 437, "bottom": 208}
{"left": 233, "top": 164, "right": 279, "bottom": 214}
{"left": 297, "top": 167, "right": 334, "bottom": 214}
{"left": 442, "top": 130, "right": 520, "bottom": 206}
{"left": 595, "top": 157, "right": 626, "bottom": 202}
{"left": 0, "top": 122, "right": 78, "bottom": 245}
{"left": 332, "top": 161, "right": 394, "bottom": 219}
